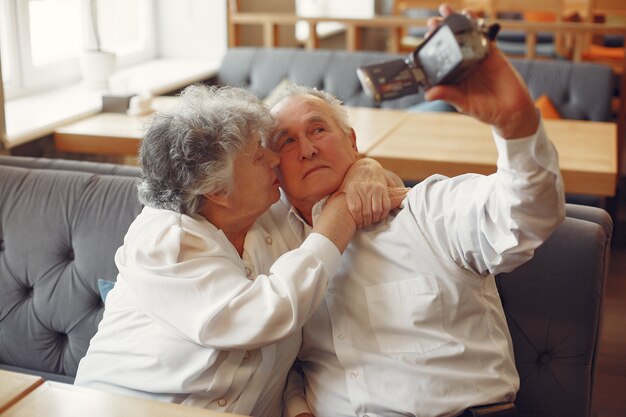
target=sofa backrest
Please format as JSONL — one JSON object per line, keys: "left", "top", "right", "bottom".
{"left": 496, "top": 204, "right": 612, "bottom": 417}
{"left": 0, "top": 156, "right": 142, "bottom": 382}
{"left": 216, "top": 47, "right": 427, "bottom": 110}
{"left": 510, "top": 59, "right": 614, "bottom": 121}
{"left": 217, "top": 47, "right": 614, "bottom": 121}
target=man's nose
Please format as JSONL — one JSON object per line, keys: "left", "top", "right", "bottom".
{"left": 298, "top": 137, "right": 318, "bottom": 160}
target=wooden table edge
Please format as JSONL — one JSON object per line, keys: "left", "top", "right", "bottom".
{"left": 0, "top": 376, "right": 44, "bottom": 414}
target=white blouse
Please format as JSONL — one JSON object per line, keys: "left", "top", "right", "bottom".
{"left": 75, "top": 206, "right": 341, "bottom": 417}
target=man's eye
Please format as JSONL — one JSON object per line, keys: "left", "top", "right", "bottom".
{"left": 279, "top": 137, "right": 295, "bottom": 150}
{"left": 314, "top": 127, "right": 325, "bottom": 134}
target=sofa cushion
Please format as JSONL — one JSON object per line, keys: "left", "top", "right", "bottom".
{"left": 510, "top": 58, "right": 613, "bottom": 121}
{"left": 97, "top": 279, "right": 116, "bottom": 302}
{"left": 0, "top": 157, "right": 142, "bottom": 379}
{"left": 496, "top": 212, "right": 610, "bottom": 417}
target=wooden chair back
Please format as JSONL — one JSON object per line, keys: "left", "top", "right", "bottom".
{"left": 393, "top": 0, "right": 463, "bottom": 14}
{"left": 392, "top": 0, "right": 464, "bottom": 51}
{"left": 489, "top": 0, "right": 564, "bottom": 20}
{"left": 588, "top": 0, "right": 626, "bottom": 21}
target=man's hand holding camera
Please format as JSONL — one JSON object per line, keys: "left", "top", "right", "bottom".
{"left": 424, "top": 4, "right": 540, "bottom": 139}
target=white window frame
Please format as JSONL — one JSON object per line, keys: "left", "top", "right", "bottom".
{"left": 15, "top": 0, "right": 82, "bottom": 95}
{"left": 1, "top": 0, "right": 157, "bottom": 100}
{"left": 97, "top": 0, "right": 157, "bottom": 68}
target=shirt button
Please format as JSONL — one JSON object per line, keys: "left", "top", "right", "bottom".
{"left": 337, "top": 333, "right": 344, "bottom": 340}
{"left": 350, "top": 370, "right": 359, "bottom": 378}
{"left": 217, "top": 398, "right": 227, "bottom": 407}
{"left": 265, "top": 236, "right": 273, "bottom": 245}
{"left": 245, "top": 267, "right": 251, "bottom": 277}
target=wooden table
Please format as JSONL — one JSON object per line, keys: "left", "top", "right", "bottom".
{"left": 2, "top": 381, "right": 248, "bottom": 417}
{"left": 54, "top": 97, "right": 180, "bottom": 156}
{"left": 347, "top": 106, "right": 410, "bottom": 154}
{"left": 0, "top": 370, "right": 44, "bottom": 413}
{"left": 53, "top": 99, "right": 408, "bottom": 156}
{"left": 366, "top": 111, "right": 618, "bottom": 197}
{"left": 54, "top": 104, "right": 618, "bottom": 197}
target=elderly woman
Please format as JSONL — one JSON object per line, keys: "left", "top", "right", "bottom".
{"left": 74, "top": 85, "right": 391, "bottom": 416}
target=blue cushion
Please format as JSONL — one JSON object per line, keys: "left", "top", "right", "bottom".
{"left": 406, "top": 100, "right": 456, "bottom": 113}
{"left": 97, "top": 279, "right": 116, "bottom": 302}
{"left": 603, "top": 34, "right": 624, "bottom": 47}
{"left": 497, "top": 31, "right": 554, "bottom": 44}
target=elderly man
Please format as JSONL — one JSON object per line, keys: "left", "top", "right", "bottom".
{"left": 260, "top": 7, "right": 566, "bottom": 417}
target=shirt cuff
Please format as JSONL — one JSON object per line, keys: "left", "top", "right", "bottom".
{"left": 300, "top": 232, "right": 342, "bottom": 277}
{"left": 493, "top": 115, "right": 560, "bottom": 176}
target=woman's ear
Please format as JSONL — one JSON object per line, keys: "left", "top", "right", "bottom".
{"left": 204, "top": 190, "right": 231, "bottom": 208}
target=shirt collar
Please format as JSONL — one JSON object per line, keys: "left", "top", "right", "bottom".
{"left": 286, "top": 194, "right": 330, "bottom": 239}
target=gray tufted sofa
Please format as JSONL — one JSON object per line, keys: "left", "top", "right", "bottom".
{"left": 0, "top": 154, "right": 612, "bottom": 417}
{"left": 216, "top": 47, "right": 614, "bottom": 122}
{"left": 0, "top": 157, "right": 142, "bottom": 384}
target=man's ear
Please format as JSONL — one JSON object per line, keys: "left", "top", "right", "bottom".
{"left": 349, "top": 128, "right": 358, "bottom": 154}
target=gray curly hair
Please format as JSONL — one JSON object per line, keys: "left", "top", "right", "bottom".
{"left": 266, "top": 83, "right": 351, "bottom": 135}
{"left": 137, "top": 84, "right": 274, "bottom": 215}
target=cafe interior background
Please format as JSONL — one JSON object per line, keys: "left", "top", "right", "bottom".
{"left": 0, "top": 1, "right": 624, "bottom": 416}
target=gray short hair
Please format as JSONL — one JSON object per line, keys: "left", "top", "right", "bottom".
{"left": 138, "top": 84, "right": 273, "bottom": 215}
{"left": 267, "top": 84, "right": 351, "bottom": 135}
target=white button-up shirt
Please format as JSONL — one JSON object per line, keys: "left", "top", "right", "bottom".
{"left": 275, "top": 123, "right": 565, "bottom": 417}
{"left": 75, "top": 206, "right": 341, "bottom": 417}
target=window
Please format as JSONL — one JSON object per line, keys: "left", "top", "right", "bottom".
{"left": 0, "top": 0, "right": 18, "bottom": 92}
{"left": 96, "top": 0, "right": 155, "bottom": 65}
{"left": 28, "top": 0, "right": 82, "bottom": 67}
{"left": 0, "top": 0, "right": 155, "bottom": 99}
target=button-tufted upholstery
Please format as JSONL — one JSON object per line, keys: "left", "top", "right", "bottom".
{"left": 0, "top": 156, "right": 142, "bottom": 383}
{"left": 496, "top": 204, "right": 612, "bottom": 417}
{"left": 216, "top": 47, "right": 614, "bottom": 121}
{"left": 0, "top": 155, "right": 611, "bottom": 417}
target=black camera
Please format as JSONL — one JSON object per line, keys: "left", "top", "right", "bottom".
{"left": 357, "top": 13, "right": 500, "bottom": 102}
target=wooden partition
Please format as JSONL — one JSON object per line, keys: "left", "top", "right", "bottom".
{"left": 488, "top": 0, "right": 564, "bottom": 17}
{"left": 227, "top": 10, "right": 626, "bottom": 57}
